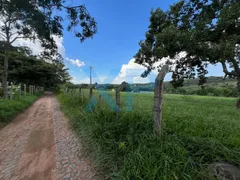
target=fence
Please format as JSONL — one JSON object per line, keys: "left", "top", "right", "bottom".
{"left": 0, "top": 82, "right": 44, "bottom": 99}
{"left": 64, "top": 65, "right": 170, "bottom": 136}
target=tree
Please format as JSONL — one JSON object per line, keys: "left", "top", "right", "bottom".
{"left": 135, "top": 0, "right": 240, "bottom": 91}
{"left": 0, "top": 0, "right": 97, "bottom": 98}
{"left": 0, "top": 43, "right": 71, "bottom": 89}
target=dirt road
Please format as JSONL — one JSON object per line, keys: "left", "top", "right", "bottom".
{"left": 0, "top": 94, "right": 98, "bottom": 180}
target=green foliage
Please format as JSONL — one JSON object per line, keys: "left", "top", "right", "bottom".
{"left": 57, "top": 91, "right": 240, "bottom": 179}
{"left": 0, "top": 0, "right": 97, "bottom": 98}
{"left": 0, "top": 0, "right": 97, "bottom": 50}
{"left": 163, "top": 76, "right": 240, "bottom": 97}
{"left": 135, "top": 0, "right": 240, "bottom": 90}
{"left": 0, "top": 47, "right": 70, "bottom": 89}
{"left": 165, "top": 87, "right": 240, "bottom": 97}
{"left": 0, "top": 94, "right": 41, "bottom": 128}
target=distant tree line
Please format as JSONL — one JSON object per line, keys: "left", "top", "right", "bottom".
{"left": 72, "top": 76, "right": 240, "bottom": 97}
{"left": 0, "top": 42, "right": 70, "bottom": 90}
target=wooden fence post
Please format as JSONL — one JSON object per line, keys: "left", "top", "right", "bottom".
{"left": 153, "top": 65, "right": 169, "bottom": 136}
{"left": 89, "top": 83, "right": 97, "bottom": 99}
{"left": 19, "top": 84, "right": 21, "bottom": 98}
{"left": 24, "top": 84, "right": 26, "bottom": 97}
{"left": 116, "top": 81, "right": 127, "bottom": 119}
{"left": 98, "top": 94, "right": 102, "bottom": 105}
{"left": 10, "top": 82, "right": 13, "bottom": 100}
{"left": 78, "top": 87, "right": 81, "bottom": 98}
{"left": 29, "top": 85, "right": 32, "bottom": 95}
{"left": 81, "top": 90, "right": 84, "bottom": 100}
{"left": 90, "top": 88, "right": 92, "bottom": 99}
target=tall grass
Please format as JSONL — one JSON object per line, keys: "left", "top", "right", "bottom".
{"left": 0, "top": 94, "right": 41, "bottom": 128}
{"left": 57, "top": 90, "right": 240, "bottom": 179}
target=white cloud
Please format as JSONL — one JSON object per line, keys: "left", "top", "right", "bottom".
{"left": 112, "top": 53, "right": 188, "bottom": 84}
{"left": 71, "top": 77, "right": 89, "bottom": 84}
{"left": 0, "top": 18, "right": 65, "bottom": 57}
{"left": 53, "top": 36, "right": 65, "bottom": 57}
{"left": 71, "top": 74, "right": 107, "bottom": 84}
{"left": 66, "top": 57, "right": 85, "bottom": 67}
{"left": 13, "top": 35, "right": 65, "bottom": 57}
{"left": 13, "top": 38, "right": 42, "bottom": 56}
{"left": 112, "top": 58, "right": 154, "bottom": 84}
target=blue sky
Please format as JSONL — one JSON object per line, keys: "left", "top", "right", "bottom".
{"left": 61, "top": 0, "right": 224, "bottom": 84}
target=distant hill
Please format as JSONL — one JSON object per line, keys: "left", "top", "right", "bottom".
{"left": 164, "top": 76, "right": 236, "bottom": 89}
{"left": 75, "top": 76, "right": 239, "bottom": 97}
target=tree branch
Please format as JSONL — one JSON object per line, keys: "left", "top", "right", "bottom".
{"left": 0, "top": 32, "right": 6, "bottom": 39}
{"left": 60, "top": 4, "right": 91, "bottom": 15}
{"left": 10, "top": 35, "right": 36, "bottom": 44}
{"left": 221, "top": 61, "right": 236, "bottom": 79}
{"left": 231, "top": 58, "right": 240, "bottom": 75}
{"left": 9, "top": 32, "right": 19, "bottom": 38}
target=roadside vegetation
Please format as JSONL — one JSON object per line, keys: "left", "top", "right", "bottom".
{"left": 0, "top": 94, "right": 41, "bottom": 128}
{"left": 57, "top": 90, "right": 240, "bottom": 179}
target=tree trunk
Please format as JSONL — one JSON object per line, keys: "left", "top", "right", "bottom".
{"left": 236, "top": 76, "right": 240, "bottom": 109}
{"left": 2, "top": 45, "right": 9, "bottom": 99}
{"left": 153, "top": 65, "right": 168, "bottom": 136}
{"left": 237, "top": 76, "right": 240, "bottom": 92}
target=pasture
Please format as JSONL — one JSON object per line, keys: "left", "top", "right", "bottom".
{"left": 57, "top": 90, "right": 240, "bottom": 179}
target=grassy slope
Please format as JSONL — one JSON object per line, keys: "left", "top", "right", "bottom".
{"left": 57, "top": 90, "right": 240, "bottom": 179}
{"left": 0, "top": 94, "right": 41, "bottom": 128}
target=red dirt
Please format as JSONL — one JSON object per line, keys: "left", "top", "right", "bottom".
{"left": 0, "top": 95, "right": 56, "bottom": 180}
{"left": 0, "top": 94, "right": 98, "bottom": 180}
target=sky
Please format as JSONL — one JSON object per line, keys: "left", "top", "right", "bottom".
{"left": 16, "top": 0, "right": 225, "bottom": 84}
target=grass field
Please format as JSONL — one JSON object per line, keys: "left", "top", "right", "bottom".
{"left": 0, "top": 94, "right": 41, "bottom": 128}
{"left": 57, "top": 90, "right": 240, "bottom": 179}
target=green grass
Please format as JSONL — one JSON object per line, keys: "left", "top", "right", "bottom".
{"left": 0, "top": 94, "right": 41, "bottom": 128}
{"left": 57, "top": 90, "right": 240, "bottom": 179}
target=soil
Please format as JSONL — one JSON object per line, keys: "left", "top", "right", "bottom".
{"left": 0, "top": 93, "right": 98, "bottom": 180}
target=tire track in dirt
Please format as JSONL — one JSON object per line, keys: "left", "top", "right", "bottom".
{"left": 0, "top": 94, "right": 99, "bottom": 180}
{"left": 12, "top": 94, "right": 56, "bottom": 180}
{"left": 52, "top": 97, "right": 99, "bottom": 180}
{"left": 0, "top": 97, "right": 45, "bottom": 179}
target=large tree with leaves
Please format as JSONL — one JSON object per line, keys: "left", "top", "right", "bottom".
{"left": 135, "top": 0, "right": 240, "bottom": 90}
{"left": 0, "top": 0, "right": 97, "bottom": 98}
{"left": 0, "top": 45, "right": 71, "bottom": 88}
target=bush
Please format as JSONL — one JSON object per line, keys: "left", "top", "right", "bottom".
{"left": 165, "top": 86, "right": 239, "bottom": 97}
{"left": 222, "top": 88, "right": 233, "bottom": 97}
